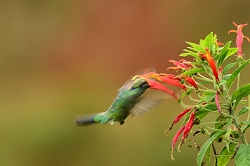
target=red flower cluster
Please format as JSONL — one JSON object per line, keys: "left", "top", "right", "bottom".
{"left": 167, "top": 59, "right": 199, "bottom": 90}
{"left": 136, "top": 59, "right": 199, "bottom": 102}
{"left": 168, "top": 107, "right": 196, "bottom": 160}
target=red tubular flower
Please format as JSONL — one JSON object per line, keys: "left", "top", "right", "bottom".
{"left": 159, "top": 75, "right": 187, "bottom": 91}
{"left": 171, "top": 126, "right": 185, "bottom": 160}
{"left": 216, "top": 39, "right": 224, "bottom": 47}
{"left": 145, "top": 79, "right": 178, "bottom": 99}
{"left": 179, "top": 59, "right": 194, "bottom": 68}
{"left": 181, "top": 76, "right": 198, "bottom": 90}
{"left": 181, "top": 111, "right": 195, "bottom": 140}
{"left": 169, "top": 107, "right": 193, "bottom": 131}
{"left": 172, "top": 126, "right": 185, "bottom": 150}
{"left": 168, "top": 60, "right": 188, "bottom": 71}
{"left": 205, "top": 48, "right": 219, "bottom": 82}
{"left": 145, "top": 72, "right": 186, "bottom": 91}
{"left": 215, "top": 91, "right": 221, "bottom": 112}
{"left": 228, "top": 22, "right": 250, "bottom": 56}
{"left": 167, "top": 66, "right": 181, "bottom": 70}
{"left": 198, "top": 52, "right": 207, "bottom": 61}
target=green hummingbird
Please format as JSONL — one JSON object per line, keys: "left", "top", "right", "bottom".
{"left": 75, "top": 74, "right": 174, "bottom": 126}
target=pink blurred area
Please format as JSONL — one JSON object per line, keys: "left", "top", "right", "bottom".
{"left": 0, "top": 1, "right": 250, "bottom": 166}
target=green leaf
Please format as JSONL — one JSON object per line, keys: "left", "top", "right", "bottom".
{"left": 202, "top": 92, "right": 216, "bottom": 102}
{"left": 196, "top": 103, "right": 218, "bottom": 120}
{"left": 226, "top": 59, "right": 250, "bottom": 89}
{"left": 203, "top": 32, "right": 214, "bottom": 50}
{"left": 217, "top": 41, "right": 231, "bottom": 67}
{"left": 205, "top": 145, "right": 211, "bottom": 166}
{"left": 183, "top": 49, "right": 199, "bottom": 58}
{"left": 227, "top": 47, "right": 238, "bottom": 57}
{"left": 238, "top": 107, "right": 249, "bottom": 117}
{"left": 232, "top": 83, "right": 250, "bottom": 101}
{"left": 241, "top": 120, "right": 250, "bottom": 133}
{"left": 181, "top": 68, "right": 205, "bottom": 76}
{"left": 217, "top": 143, "right": 237, "bottom": 166}
{"left": 200, "top": 39, "right": 204, "bottom": 48}
{"left": 186, "top": 41, "right": 203, "bottom": 51}
{"left": 179, "top": 53, "right": 189, "bottom": 57}
{"left": 222, "top": 62, "right": 237, "bottom": 74}
{"left": 204, "top": 103, "right": 218, "bottom": 111}
{"left": 231, "top": 83, "right": 250, "bottom": 108}
{"left": 235, "top": 144, "right": 250, "bottom": 166}
{"left": 195, "top": 109, "right": 209, "bottom": 120}
{"left": 197, "top": 130, "right": 226, "bottom": 166}
{"left": 215, "top": 116, "right": 229, "bottom": 130}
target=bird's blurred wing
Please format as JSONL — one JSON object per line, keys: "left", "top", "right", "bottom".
{"left": 118, "top": 79, "right": 135, "bottom": 93}
{"left": 118, "top": 68, "right": 156, "bottom": 93}
{"left": 130, "top": 89, "right": 171, "bottom": 116}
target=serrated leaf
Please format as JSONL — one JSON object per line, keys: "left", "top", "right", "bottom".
{"left": 238, "top": 107, "right": 249, "bottom": 117}
{"left": 226, "top": 59, "right": 250, "bottom": 89}
{"left": 181, "top": 68, "right": 205, "bottom": 76}
{"left": 222, "top": 62, "right": 237, "bottom": 74}
{"left": 197, "top": 130, "right": 226, "bottom": 166}
{"left": 231, "top": 83, "right": 250, "bottom": 108}
{"left": 235, "top": 144, "right": 250, "bottom": 166}
{"left": 217, "top": 143, "right": 237, "bottom": 166}
{"left": 217, "top": 41, "right": 231, "bottom": 67}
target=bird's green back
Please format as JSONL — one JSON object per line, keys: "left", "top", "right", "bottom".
{"left": 94, "top": 77, "right": 150, "bottom": 124}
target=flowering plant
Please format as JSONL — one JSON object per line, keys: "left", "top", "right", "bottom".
{"left": 146, "top": 22, "right": 250, "bottom": 166}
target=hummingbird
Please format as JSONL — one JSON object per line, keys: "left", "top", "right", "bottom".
{"left": 75, "top": 73, "right": 178, "bottom": 126}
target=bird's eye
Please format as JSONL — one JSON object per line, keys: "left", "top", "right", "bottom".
{"left": 139, "top": 81, "right": 149, "bottom": 88}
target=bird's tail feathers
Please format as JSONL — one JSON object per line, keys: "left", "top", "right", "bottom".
{"left": 75, "top": 112, "right": 110, "bottom": 126}
{"left": 75, "top": 114, "right": 97, "bottom": 126}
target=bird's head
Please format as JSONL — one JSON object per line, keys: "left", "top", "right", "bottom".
{"left": 131, "top": 75, "right": 150, "bottom": 90}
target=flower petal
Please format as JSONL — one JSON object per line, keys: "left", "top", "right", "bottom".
{"left": 159, "top": 76, "right": 187, "bottom": 91}
{"left": 181, "top": 76, "right": 198, "bottom": 90}
{"left": 179, "top": 59, "right": 193, "bottom": 67}
{"left": 182, "top": 111, "right": 195, "bottom": 140}
{"left": 205, "top": 48, "right": 219, "bottom": 82}
{"left": 169, "top": 60, "right": 188, "bottom": 70}
{"left": 169, "top": 107, "right": 193, "bottom": 130}
{"left": 146, "top": 79, "right": 178, "bottom": 99}
{"left": 172, "top": 126, "right": 185, "bottom": 150}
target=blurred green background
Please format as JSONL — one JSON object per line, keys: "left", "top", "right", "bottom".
{"left": 1, "top": 1, "right": 250, "bottom": 166}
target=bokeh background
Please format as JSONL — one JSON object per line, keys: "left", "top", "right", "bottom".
{"left": 1, "top": 1, "right": 250, "bottom": 166}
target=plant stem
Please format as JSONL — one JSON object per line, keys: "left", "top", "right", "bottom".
{"left": 237, "top": 60, "right": 242, "bottom": 89}
{"left": 224, "top": 87, "right": 248, "bottom": 144}
{"left": 229, "top": 103, "right": 248, "bottom": 144}
{"left": 231, "top": 116, "right": 247, "bottom": 144}
{"left": 248, "top": 95, "right": 250, "bottom": 121}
